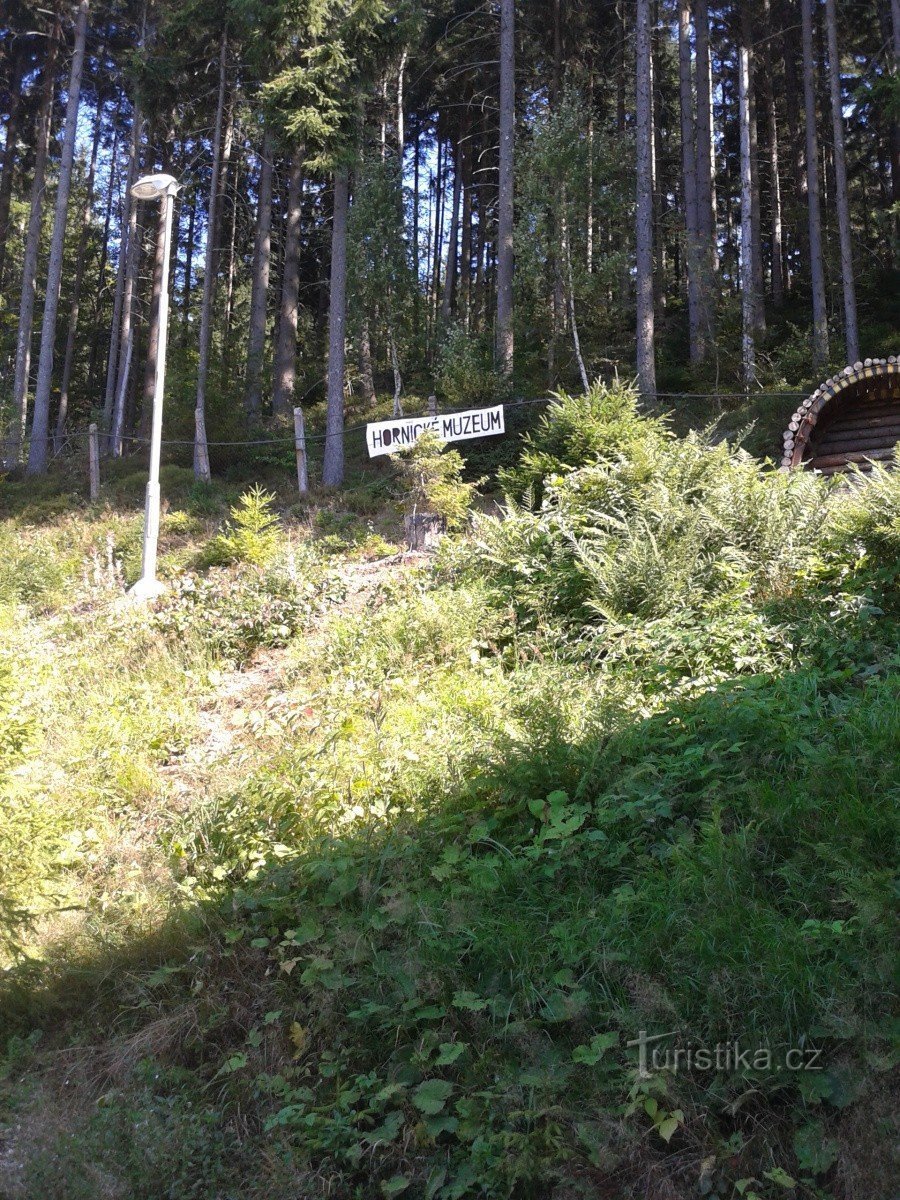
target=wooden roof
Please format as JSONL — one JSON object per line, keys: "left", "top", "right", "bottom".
{"left": 781, "top": 356, "right": 900, "bottom": 474}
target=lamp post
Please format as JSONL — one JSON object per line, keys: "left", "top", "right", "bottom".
{"left": 128, "top": 173, "right": 179, "bottom": 601}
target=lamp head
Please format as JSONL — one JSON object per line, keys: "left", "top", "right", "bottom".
{"left": 130, "top": 173, "right": 179, "bottom": 200}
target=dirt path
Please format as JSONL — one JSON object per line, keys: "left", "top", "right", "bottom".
{"left": 156, "top": 551, "right": 426, "bottom": 804}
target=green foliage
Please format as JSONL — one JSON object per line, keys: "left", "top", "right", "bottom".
{"left": 498, "top": 379, "right": 656, "bottom": 506}
{"left": 394, "top": 431, "right": 477, "bottom": 529}
{"left": 434, "top": 325, "right": 507, "bottom": 410}
{"left": 3, "top": 401, "right": 900, "bottom": 1196}
{"left": 153, "top": 547, "right": 339, "bottom": 664}
{"left": 203, "top": 485, "right": 282, "bottom": 568}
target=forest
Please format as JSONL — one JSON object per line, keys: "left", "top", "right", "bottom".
{"left": 0, "top": 2, "right": 899, "bottom": 1198}
{"left": 0, "top": 0, "right": 897, "bottom": 480}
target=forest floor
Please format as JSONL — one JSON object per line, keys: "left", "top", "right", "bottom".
{"left": 0, "top": 395, "right": 897, "bottom": 1200}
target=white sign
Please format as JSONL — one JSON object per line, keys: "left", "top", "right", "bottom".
{"left": 366, "top": 405, "right": 505, "bottom": 457}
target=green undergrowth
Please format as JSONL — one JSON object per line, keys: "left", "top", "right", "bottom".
{"left": 0, "top": 385, "right": 897, "bottom": 1199}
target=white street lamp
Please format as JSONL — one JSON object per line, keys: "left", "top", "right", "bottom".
{"left": 128, "top": 173, "right": 179, "bottom": 601}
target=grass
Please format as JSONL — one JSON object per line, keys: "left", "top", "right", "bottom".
{"left": 0, "top": 387, "right": 897, "bottom": 1199}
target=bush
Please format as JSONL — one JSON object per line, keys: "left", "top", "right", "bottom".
{"left": 394, "top": 431, "right": 478, "bottom": 531}
{"left": 458, "top": 395, "right": 833, "bottom": 633}
{"left": 434, "top": 325, "right": 507, "bottom": 410}
{"left": 201, "top": 485, "right": 282, "bottom": 568}
{"left": 152, "top": 547, "right": 340, "bottom": 664}
{"left": 498, "top": 380, "right": 658, "bottom": 506}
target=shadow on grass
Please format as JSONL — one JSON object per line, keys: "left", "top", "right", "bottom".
{"left": 0, "top": 660, "right": 896, "bottom": 1198}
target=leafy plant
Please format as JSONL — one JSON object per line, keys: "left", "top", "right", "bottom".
{"left": 394, "top": 431, "right": 479, "bottom": 531}
{"left": 202, "top": 485, "right": 282, "bottom": 568}
{"left": 434, "top": 325, "right": 507, "bottom": 410}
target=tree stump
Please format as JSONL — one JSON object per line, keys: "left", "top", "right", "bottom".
{"left": 404, "top": 512, "right": 445, "bottom": 551}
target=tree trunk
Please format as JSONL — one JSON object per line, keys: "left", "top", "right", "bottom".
{"left": 412, "top": 127, "right": 421, "bottom": 339}
{"left": 358, "top": 319, "right": 376, "bottom": 404}
{"left": 889, "top": 0, "right": 900, "bottom": 255}
{"left": 222, "top": 159, "right": 239, "bottom": 365}
{"left": 801, "top": 0, "right": 830, "bottom": 368}
{"left": 0, "top": 41, "right": 26, "bottom": 289}
{"left": 746, "top": 29, "right": 766, "bottom": 333}
{"left": 441, "top": 137, "right": 462, "bottom": 322}
{"left": 85, "top": 122, "right": 119, "bottom": 401}
{"left": 561, "top": 189, "right": 589, "bottom": 391}
{"left": 781, "top": 1, "right": 809, "bottom": 268}
{"left": 322, "top": 168, "right": 349, "bottom": 487}
{"left": 182, "top": 179, "right": 196, "bottom": 326}
{"left": 272, "top": 145, "right": 304, "bottom": 417}
{"left": 104, "top": 106, "right": 141, "bottom": 446}
{"left": 7, "top": 24, "right": 59, "bottom": 466}
{"left": 824, "top": 0, "right": 859, "bottom": 362}
{"left": 27, "top": 0, "right": 90, "bottom": 475}
{"left": 760, "top": 0, "right": 785, "bottom": 306}
{"left": 586, "top": 73, "right": 594, "bottom": 273}
{"left": 678, "top": 1, "right": 706, "bottom": 365}
{"left": 193, "top": 30, "right": 227, "bottom": 480}
{"left": 55, "top": 104, "right": 103, "bottom": 450}
{"left": 390, "top": 331, "right": 403, "bottom": 417}
{"left": 397, "top": 48, "right": 407, "bottom": 156}
{"left": 635, "top": 0, "right": 656, "bottom": 399}
{"left": 694, "top": 0, "right": 717, "bottom": 279}
{"left": 460, "top": 111, "right": 473, "bottom": 325}
{"left": 110, "top": 134, "right": 145, "bottom": 458}
{"left": 431, "top": 133, "right": 444, "bottom": 334}
{"left": 245, "top": 129, "right": 274, "bottom": 422}
{"left": 738, "top": 30, "right": 757, "bottom": 386}
{"left": 495, "top": 0, "right": 515, "bottom": 377}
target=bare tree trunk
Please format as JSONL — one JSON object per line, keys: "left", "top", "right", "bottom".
{"left": 104, "top": 107, "right": 141, "bottom": 445}
{"left": 635, "top": 0, "right": 656, "bottom": 399}
{"left": 389, "top": 332, "right": 403, "bottom": 417}
{"left": 889, "top": 0, "right": 900, "bottom": 255}
{"left": 694, "top": 0, "right": 717, "bottom": 280}
{"left": 0, "top": 41, "right": 26, "bottom": 289}
{"left": 431, "top": 133, "right": 444, "bottom": 334}
{"left": 85, "top": 122, "right": 118, "bottom": 400}
{"left": 272, "top": 145, "right": 304, "bottom": 417}
{"left": 781, "top": 1, "right": 809, "bottom": 268}
{"left": 412, "top": 127, "right": 421, "bottom": 340}
{"left": 7, "top": 24, "right": 59, "bottom": 465}
{"left": 738, "top": 31, "right": 757, "bottom": 386}
{"left": 460, "top": 112, "right": 473, "bottom": 325}
{"left": 441, "top": 138, "right": 461, "bottom": 322}
{"left": 678, "top": 1, "right": 706, "bottom": 365}
{"left": 495, "top": 0, "right": 515, "bottom": 377}
{"left": 586, "top": 73, "right": 594, "bottom": 273}
{"left": 561, "top": 189, "right": 588, "bottom": 391}
{"left": 193, "top": 30, "right": 227, "bottom": 480}
{"left": 801, "top": 0, "right": 830, "bottom": 368}
{"left": 760, "top": 0, "right": 784, "bottom": 307}
{"left": 55, "top": 105, "right": 103, "bottom": 450}
{"left": 245, "top": 130, "right": 274, "bottom": 422}
{"left": 357, "top": 319, "right": 376, "bottom": 404}
{"left": 28, "top": 0, "right": 89, "bottom": 475}
{"left": 824, "top": 0, "right": 858, "bottom": 362}
{"left": 182, "top": 179, "right": 196, "bottom": 326}
{"left": 396, "top": 48, "right": 407, "bottom": 156}
{"left": 747, "top": 37, "right": 766, "bottom": 333}
{"left": 222, "top": 161, "right": 239, "bottom": 365}
{"left": 322, "top": 168, "right": 349, "bottom": 487}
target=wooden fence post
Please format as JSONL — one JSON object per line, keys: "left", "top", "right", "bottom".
{"left": 293, "top": 406, "right": 308, "bottom": 494}
{"left": 88, "top": 422, "right": 100, "bottom": 501}
{"left": 427, "top": 394, "right": 438, "bottom": 416}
